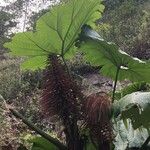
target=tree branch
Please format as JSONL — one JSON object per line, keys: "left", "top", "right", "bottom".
{"left": 9, "top": 109, "right": 67, "bottom": 150}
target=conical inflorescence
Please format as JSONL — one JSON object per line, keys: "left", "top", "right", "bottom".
{"left": 40, "top": 54, "right": 84, "bottom": 150}
{"left": 41, "top": 54, "right": 83, "bottom": 119}
{"left": 84, "top": 92, "right": 114, "bottom": 150}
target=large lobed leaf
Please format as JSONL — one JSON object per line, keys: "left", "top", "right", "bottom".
{"left": 115, "top": 92, "right": 150, "bottom": 129}
{"left": 79, "top": 26, "right": 150, "bottom": 83}
{"left": 4, "top": 0, "right": 104, "bottom": 70}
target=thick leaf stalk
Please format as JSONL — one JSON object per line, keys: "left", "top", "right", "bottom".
{"left": 84, "top": 92, "right": 114, "bottom": 150}
{"left": 41, "top": 54, "right": 84, "bottom": 150}
{"left": 112, "top": 67, "right": 120, "bottom": 103}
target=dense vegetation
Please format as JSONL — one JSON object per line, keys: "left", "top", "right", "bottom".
{"left": 100, "top": 0, "right": 150, "bottom": 59}
{"left": 0, "top": 0, "right": 150, "bottom": 150}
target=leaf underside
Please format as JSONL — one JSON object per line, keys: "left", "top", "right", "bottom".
{"left": 79, "top": 27, "right": 150, "bottom": 83}
{"left": 4, "top": 0, "right": 104, "bottom": 70}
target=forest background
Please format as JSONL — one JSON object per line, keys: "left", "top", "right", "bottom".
{"left": 0, "top": 0, "right": 150, "bottom": 149}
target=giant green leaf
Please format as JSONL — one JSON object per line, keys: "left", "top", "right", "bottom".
{"left": 4, "top": 0, "right": 104, "bottom": 70}
{"left": 79, "top": 27, "right": 150, "bottom": 82}
{"left": 115, "top": 92, "right": 150, "bottom": 129}
{"left": 21, "top": 56, "right": 47, "bottom": 70}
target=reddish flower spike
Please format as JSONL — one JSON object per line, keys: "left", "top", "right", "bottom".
{"left": 84, "top": 92, "right": 114, "bottom": 149}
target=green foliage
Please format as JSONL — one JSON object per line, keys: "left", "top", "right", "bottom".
{"left": 0, "top": 55, "right": 42, "bottom": 100}
{"left": 115, "top": 92, "right": 150, "bottom": 129}
{"left": 87, "top": 143, "right": 96, "bottom": 150}
{"left": 0, "top": 10, "right": 16, "bottom": 53}
{"left": 0, "top": 56, "right": 21, "bottom": 99}
{"left": 100, "top": 0, "right": 150, "bottom": 54}
{"left": 4, "top": 0, "right": 104, "bottom": 70}
{"left": 115, "top": 82, "right": 150, "bottom": 100}
{"left": 132, "top": 5, "right": 150, "bottom": 60}
{"left": 79, "top": 28, "right": 150, "bottom": 83}
{"left": 98, "top": 0, "right": 150, "bottom": 60}
{"left": 26, "top": 135, "right": 58, "bottom": 150}
{"left": 2, "top": 0, "right": 150, "bottom": 149}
